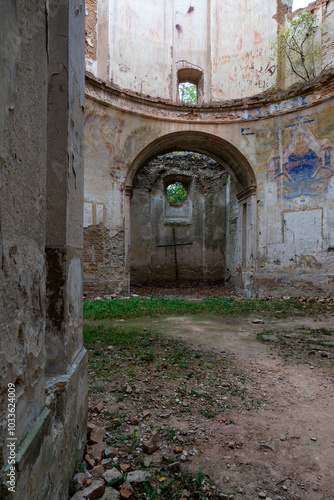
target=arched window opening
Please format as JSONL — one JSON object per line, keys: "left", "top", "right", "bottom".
{"left": 177, "top": 67, "right": 203, "bottom": 104}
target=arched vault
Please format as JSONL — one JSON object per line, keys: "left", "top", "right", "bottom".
{"left": 126, "top": 131, "right": 257, "bottom": 192}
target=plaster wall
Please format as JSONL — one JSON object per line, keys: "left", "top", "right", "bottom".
{"left": 0, "top": 0, "right": 48, "bottom": 451}
{"left": 0, "top": 1, "right": 87, "bottom": 499}
{"left": 84, "top": 73, "right": 334, "bottom": 297}
{"left": 85, "top": 0, "right": 296, "bottom": 101}
{"left": 210, "top": 0, "right": 279, "bottom": 99}
{"left": 109, "top": 0, "right": 174, "bottom": 98}
{"left": 85, "top": 0, "right": 334, "bottom": 102}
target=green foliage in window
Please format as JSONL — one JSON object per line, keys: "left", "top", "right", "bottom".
{"left": 179, "top": 82, "right": 197, "bottom": 104}
{"left": 270, "top": 12, "right": 323, "bottom": 82}
{"left": 166, "top": 182, "right": 187, "bottom": 203}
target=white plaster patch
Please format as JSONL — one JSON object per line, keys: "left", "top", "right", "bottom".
{"left": 96, "top": 203, "right": 104, "bottom": 224}
{"left": 283, "top": 209, "right": 322, "bottom": 254}
{"left": 163, "top": 196, "right": 192, "bottom": 224}
{"left": 84, "top": 202, "right": 93, "bottom": 226}
{"left": 328, "top": 176, "right": 334, "bottom": 194}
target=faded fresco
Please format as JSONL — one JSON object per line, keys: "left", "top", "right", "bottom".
{"left": 267, "top": 124, "right": 334, "bottom": 203}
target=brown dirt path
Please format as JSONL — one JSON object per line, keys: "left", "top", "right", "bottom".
{"left": 163, "top": 315, "right": 334, "bottom": 500}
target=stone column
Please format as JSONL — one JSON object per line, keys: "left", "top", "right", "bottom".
{"left": 236, "top": 185, "right": 257, "bottom": 297}
{"left": 0, "top": 0, "right": 48, "bottom": 457}
{"left": 124, "top": 185, "right": 133, "bottom": 295}
{"left": 45, "top": 0, "right": 86, "bottom": 375}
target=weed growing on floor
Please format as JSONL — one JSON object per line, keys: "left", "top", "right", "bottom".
{"left": 129, "top": 465, "right": 209, "bottom": 499}
{"left": 257, "top": 328, "right": 334, "bottom": 370}
{"left": 83, "top": 295, "right": 332, "bottom": 320}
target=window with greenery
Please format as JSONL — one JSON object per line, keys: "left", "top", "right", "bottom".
{"left": 166, "top": 182, "right": 188, "bottom": 203}
{"left": 178, "top": 82, "right": 197, "bottom": 104}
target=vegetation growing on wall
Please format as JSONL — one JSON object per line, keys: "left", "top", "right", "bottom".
{"left": 271, "top": 12, "right": 322, "bottom": 82}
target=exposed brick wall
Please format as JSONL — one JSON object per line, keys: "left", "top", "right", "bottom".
{"left": 289, "top": 0, "right": 334, "bottom": 73}
{"left": 276, "top": 0, "right": 291, "bottom": 26}
{"left": 277, "top": 0, "right": 334, "bottom": 83}
{"left": 84, "top": 224, "right": 126, "bottom": 297}
{"left": 84, "top": 224, "right": 104, "bottom": 269}
{"left": 85, "top": 0, "right": 97, "bottom": 61}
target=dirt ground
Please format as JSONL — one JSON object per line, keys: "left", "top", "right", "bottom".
{"left": 163, "top": 315, "right": 334, "bottom": 500}
{"left": 87, "top": 309, "right": 334, "bottom": 500}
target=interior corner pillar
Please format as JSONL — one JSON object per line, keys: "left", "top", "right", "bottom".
{"left": 45, "top": 0, "right": 85, "bottom": 375}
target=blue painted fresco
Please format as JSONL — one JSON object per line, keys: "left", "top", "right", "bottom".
{"left": 240, "top": 95, "right": 311, "bottom": 120}
{"left": 273, "top": 148, "right": 334, "bottom": 200}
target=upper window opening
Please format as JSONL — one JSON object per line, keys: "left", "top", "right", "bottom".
{"left": 166, "top": 182, "right": 188, "bottom": 203}
{"left": 179, "top": 82, "right": 197, "bottom": 104}
{"left": 177, "top": 66, "right": 203, "bottom": 104}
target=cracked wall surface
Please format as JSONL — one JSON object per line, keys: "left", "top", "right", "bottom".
{"left": 0, "top": 1, "right": 87, "bottom": 499}
{"left": 84, "top": 70, "right": 334, "bottom": 297}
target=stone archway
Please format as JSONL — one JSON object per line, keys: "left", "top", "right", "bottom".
{"left": 124, "top": 131, "right": 257, "bottom": 297}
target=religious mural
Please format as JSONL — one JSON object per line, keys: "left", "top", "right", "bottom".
{"left": 268, "top": 135, "right": 334, "bottom": 201}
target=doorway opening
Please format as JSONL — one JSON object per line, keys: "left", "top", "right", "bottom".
{"left": 125, "top": 131, "right": 257, "bottom": 297}
{"left": 130, "top": 151, "right": 231, "bottom": 290}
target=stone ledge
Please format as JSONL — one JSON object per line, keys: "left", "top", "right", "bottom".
{"left": 85, "top": 70, "right": 334, "bottom": 123}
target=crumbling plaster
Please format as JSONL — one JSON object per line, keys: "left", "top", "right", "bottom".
{"left": 84, "top": 0, "right": 334, "bottom": 299}
{"left": 85, "top": 0, "right": 295, "bottom": 100}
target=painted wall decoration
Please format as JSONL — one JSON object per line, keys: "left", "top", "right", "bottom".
{"left": 268, "top": 137, "right": 334, "bottom": 201}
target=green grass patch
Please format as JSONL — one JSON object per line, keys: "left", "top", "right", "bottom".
{"left": 130, "top": 465, "right": 209, "bottom": 499}
{"left": 83, "top": 295, "right": 332, "bottom": 320}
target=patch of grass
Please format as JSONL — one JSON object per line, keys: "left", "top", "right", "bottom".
{"left": 90, "top": 384, "right": 104, "bottom": 393}
{"left": 75, "top": 460, "right": 86, "bottom": 472}
{"left": 159, "top": 427, "right": 177, "bottom": 442}
{"left": 107, "top": 430, "right": 140, "bottom": 453}
{"left": 83, "top": 296, "right": 332, "bottom": 320}
{"left": 257, "top": 328, "right": 334, "bottom": 368}
{"left": 130, "top": 465, "right": 209, "bottom": 499}
{"left": 201, "top": 409, "right": 226, "bottom": 419}
{"left": 318, "top": 327, "right": 332, "bottom": 335}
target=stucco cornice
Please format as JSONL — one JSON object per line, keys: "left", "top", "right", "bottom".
{"left": 85, "top": 71, "right": 334, "bottom": 124}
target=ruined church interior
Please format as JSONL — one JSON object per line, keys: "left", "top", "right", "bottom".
{"left": 1, "top": 0, "right": 334, "bottom": 498}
